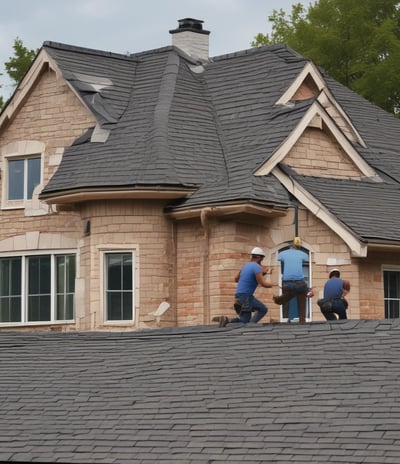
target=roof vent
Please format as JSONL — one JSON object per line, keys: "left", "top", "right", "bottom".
{"left": 169, "top": 18, "right": 210, "bottom": 62}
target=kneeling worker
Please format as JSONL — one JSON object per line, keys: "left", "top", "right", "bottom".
{"left": 218, "top": 247, "right": 276, "bottom": 328}
{"left": 319, "top": 268, "right": 350, "bottom": 320}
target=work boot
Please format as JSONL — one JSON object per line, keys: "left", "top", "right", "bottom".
{"left": 212, "top": 315, "right": 229, "bottom": 327}
{"left": 273, "top": 294, "right": 285, "bottom": 305}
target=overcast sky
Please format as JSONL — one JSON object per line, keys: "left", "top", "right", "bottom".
{"left": 0, "top": 0, "right": 299, "bottom": 98}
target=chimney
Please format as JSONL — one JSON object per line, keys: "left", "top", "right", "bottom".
{"left": 169, "top": 18, "right": 210, "bottom": 61}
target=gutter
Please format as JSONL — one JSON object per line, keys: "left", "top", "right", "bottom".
{"left": 39, "top": 187, "right": 195, "bottom": 204}
{"left": 166, "top": 203, "right": 288, "bottom": 220}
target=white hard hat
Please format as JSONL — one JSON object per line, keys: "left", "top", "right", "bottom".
{"left": 329, "top": 268, "right": 340, "bottom": 277}
{"left": 251, "top": 247, "right": 265, "bottom": 256}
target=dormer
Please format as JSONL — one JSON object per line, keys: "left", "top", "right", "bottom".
{"left": 276, "top": 61, "right": 366, "bottom": 148}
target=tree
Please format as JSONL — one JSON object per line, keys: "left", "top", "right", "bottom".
{"left": 5, "top": 37, "right": 38, "bottom": 84}
{"left": 252, "top": 0, "right": 400, "bottom": 114}
{"left": 0, "top": 38, "right": 37, "bottom": 111}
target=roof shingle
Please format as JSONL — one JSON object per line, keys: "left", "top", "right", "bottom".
{"left": 1, "top": 321, "right": 400, "bottom": 463}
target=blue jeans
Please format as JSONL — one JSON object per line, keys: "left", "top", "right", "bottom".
{"left": 327, "top": 299, "right": 347, "bottom": 320}
{"left": 231, "top": 294, "right": 268, "bottom": 323}
{"left": 281, "top": 280, "right": 308, "bottom": 323}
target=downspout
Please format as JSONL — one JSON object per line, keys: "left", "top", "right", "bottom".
{"left": 290, "top": 194, "right": 299, "bottom": 237}
{"left": 200, "top": 208, "right": 211, "bottom": 324}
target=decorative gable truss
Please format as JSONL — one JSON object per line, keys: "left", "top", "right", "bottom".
{"left": 255, "top": 99, "right": 377, "bottom": 179}
{"left": 275, "top": 61, "right": 366, "bottom": 148}
{"left": 255, "top": 61, "right": 376, "bottom": 179}
{"left": 254, "top": 61, "right": 383, "bottom": 258}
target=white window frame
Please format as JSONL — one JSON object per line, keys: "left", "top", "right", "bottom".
{"left": 1, "top": 141, "right": 45, "bottom": 210}
{"left": 383, "top": 265, "right": 400, "bottom": 319}
{"left": 0, "top": 250, "right": 76, "bottom": 327}
{"left": 99, "top": 247, "right": 137, "bottom": 325}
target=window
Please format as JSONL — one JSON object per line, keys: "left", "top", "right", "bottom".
{"left": 56, "top": 255, "right": 76, "bottom": 320}
{"left": 2, "top": 141, "right": 45, "bottom": 209}
{"left": 8, "top": 156, "right": 41, "bottom": 201}
{"left": 0, "top": 257, "right": 22, "bottom": 323}
{"left": 384, "top": 269, "right": 400, "bottom": 318}
{"left": 0, "top": 253, "right": 76, "bottom": 324}
{"left": 105, "top": 252, "right": 134, "bottom": 321}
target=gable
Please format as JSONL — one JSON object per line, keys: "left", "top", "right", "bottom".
{"left": 276, "top": 61, "right": 366, "bottom": 147}
{"left": 291, "top": 73, "right": 320, "bottom": 101}
{"left": 254, "top": 100, "right": 377, "bottom": 180}
{"left": 284, "top": 125, "right": 365, "bottom": 179}
{"left": 0, "top": 50, "right": 96, "bottom": 137}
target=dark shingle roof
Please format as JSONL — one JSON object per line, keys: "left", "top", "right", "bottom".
{"left": 39, "top": 43, "right": 307, "bottom": 205}
{"left": 324, "top": 75, "right": 400, "bottom": 182}
{"left": 1, "top": 320, "right": 400, "bottom": 463}
{"left": 294, "top": 175, "right": 400, "bottom": 242}
{"left": 37, "top": 41, "right": 400, "bottom": 244}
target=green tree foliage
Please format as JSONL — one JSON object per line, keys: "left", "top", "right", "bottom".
{"left": 5, "top": 37, "right": 38, "bottom": 84}
{"left": 0, "top": 37, "right": 37, "bottom": 111}
{"left": 252, "top": 0, "right": 400, "bottom": 114}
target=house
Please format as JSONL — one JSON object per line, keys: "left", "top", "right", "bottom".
{"left": 1, "top": 320, "right": 400, "bottom": 463}
{"left": 1, "top": 18, "right": 400, "bottom": 332}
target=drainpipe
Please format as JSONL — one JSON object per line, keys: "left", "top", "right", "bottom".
{"left": 294, "top": 201, "right": 299, "bottom": 237}
{"left": 290, "top": 194, "right": 299, "bottom": 237}
{"left": 200, "top": 208, "right": 211, "bottom": 324}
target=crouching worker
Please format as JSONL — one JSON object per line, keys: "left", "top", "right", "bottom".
{"left": 217, "top": 247, "right": 275, "bottom": 328}
{"left": 318, "top": 268, "right": 350, "bottom": 320}
{"left": 273, "top": 237, "right": 309, "bottom": 324}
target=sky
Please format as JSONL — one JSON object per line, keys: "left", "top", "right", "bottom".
{"left": 0, "top": 0, "right": 298, "bottom": 99}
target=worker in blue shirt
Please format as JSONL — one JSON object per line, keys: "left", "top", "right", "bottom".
{"left": 319, "top": 269, "right": 350, "bottom": 320}
{"left": 217, "top": 247, "right": 275, "bottom": 327}
{"left": 273, "top": 237, "right": 309, "bottom": 324}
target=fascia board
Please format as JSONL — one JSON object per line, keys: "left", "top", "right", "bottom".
{"left": 317, "top": 91, "right": 367, "bottom": 148}
{"left": 0, "top": 48, "right": 97, "bottom": 132}
{"left": 254, "top": 101, "right": 376, "bottom": 177}
{"left": 272, "top": 166, "right": 368, "bottom": 257}
{"left": 0, "top": 49, "right": 54, "bottom": 129}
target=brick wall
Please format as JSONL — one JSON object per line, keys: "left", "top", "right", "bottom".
{"left": 0, "top": 62, "right": 395, "bottom": 333}
{"left": 78, "top": 200, "right": 176, "bottom": 330}
{"left": 286, "top": 127, "right": 364, "bottom": 178}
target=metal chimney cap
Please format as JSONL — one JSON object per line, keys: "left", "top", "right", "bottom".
{"left": 169, "top": 18, "right": 210, "bottom": 35}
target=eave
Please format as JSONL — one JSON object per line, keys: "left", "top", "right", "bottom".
{"left": 166, "top": 202, "right": 288, "bottom": 220}
{"left": 364, "top": 242, "right": 400, "bottom": 252}
{"left": 39, "top": 186, "right": 195, "bottom": 205}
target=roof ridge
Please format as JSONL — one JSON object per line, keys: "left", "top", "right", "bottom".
{"left": 210, "top": 43, "right": 305, "bottom": 63}
{"left": 43, "top": 41, "right": 134, "bottom": 61}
